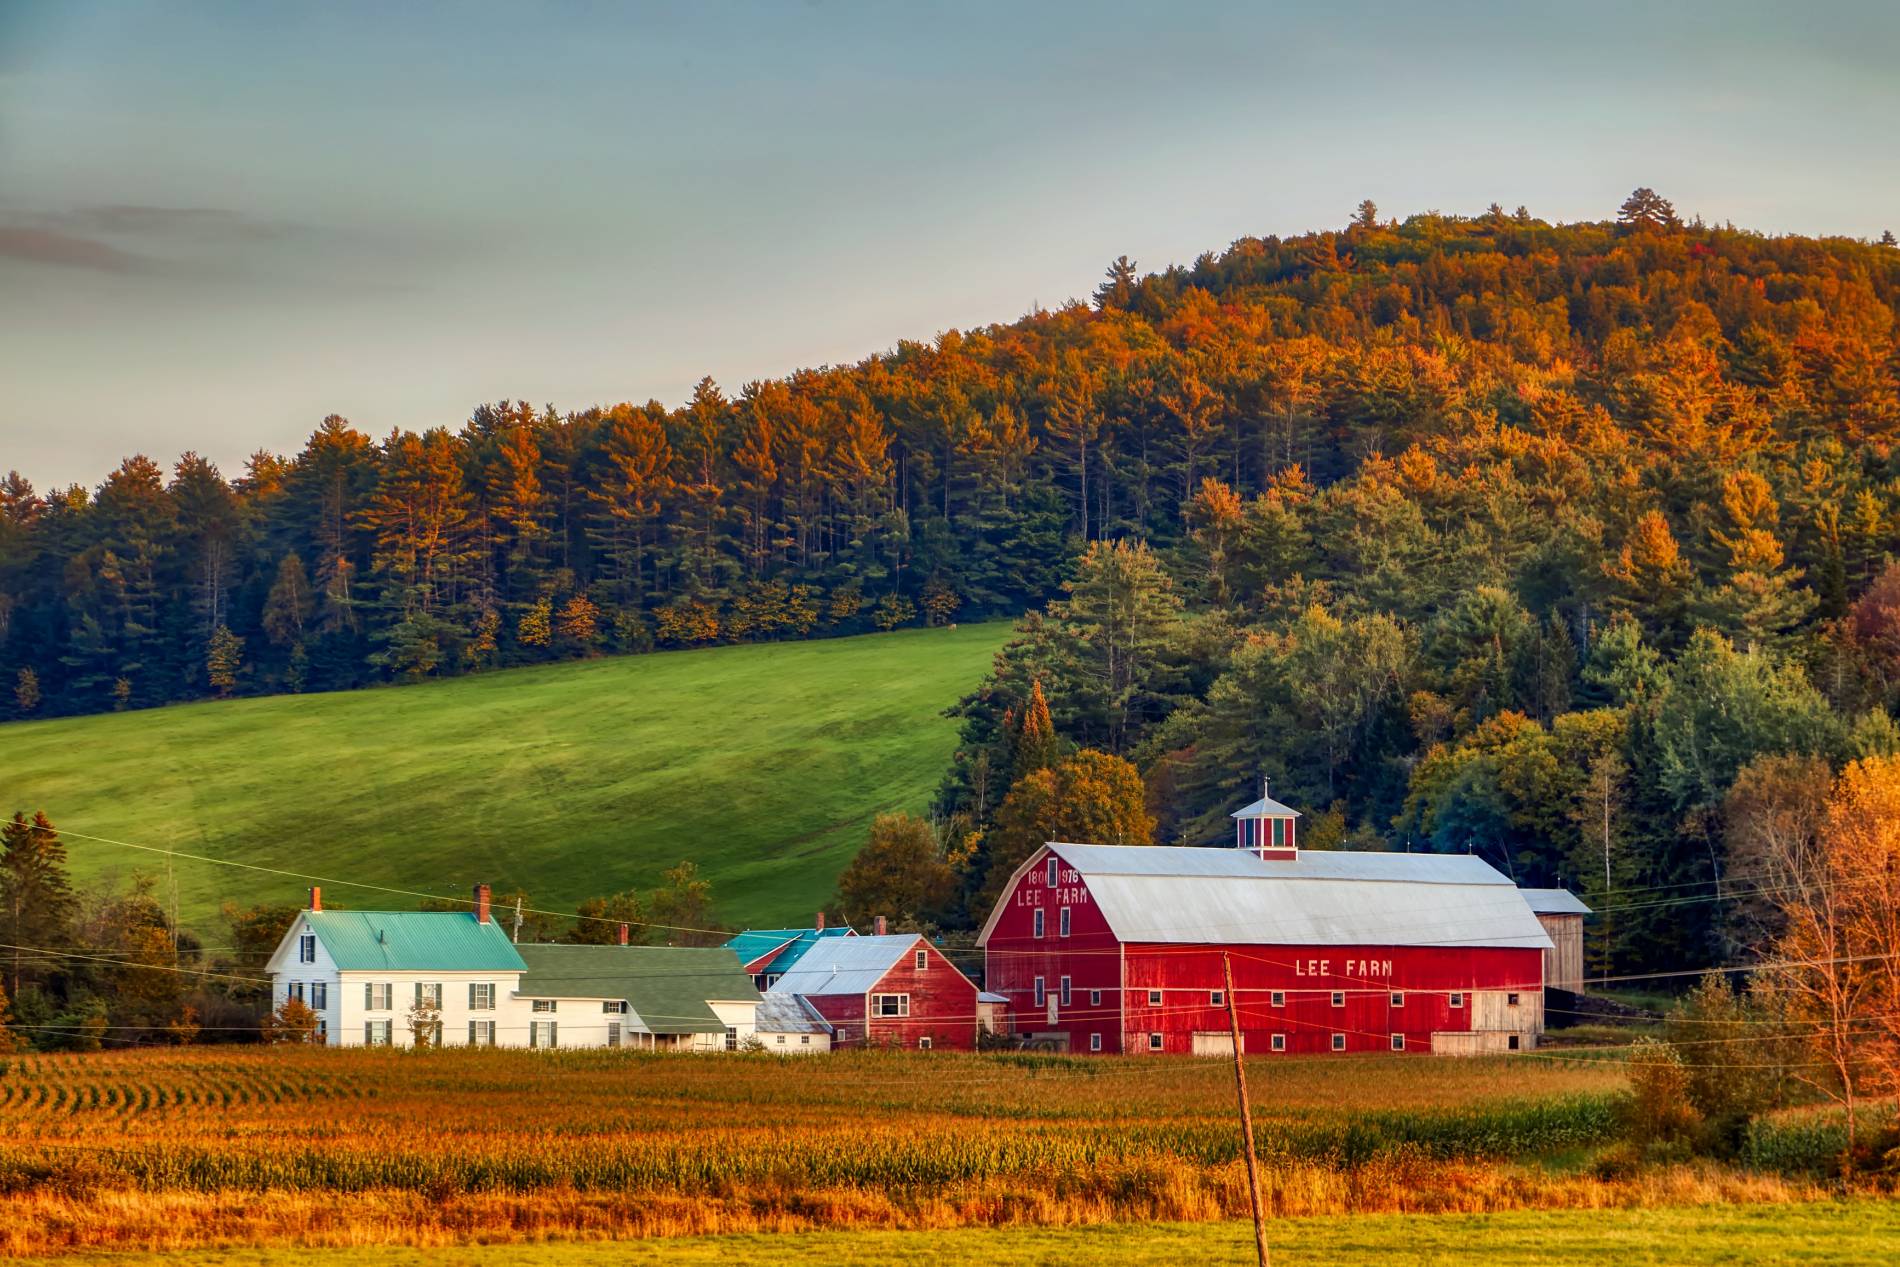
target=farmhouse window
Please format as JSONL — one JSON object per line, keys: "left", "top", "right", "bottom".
{"left": 1090, "top": 989, "right": 1102, "bottom": 1007}
{"left": 531, "top": 999, "right": 558, "bottom": 1014}
{"left": 1507, "top": 992, "right": 1520, "bottom": 1007}
{"left": 1047, "top": 856, "right": 1059, "bottom": 887}
{"left": 1060, "top": 976, "right": 1071, "bottom": 1007}
{"left": 1508, "top": 1035, "right": 1521, "bottom": 1051}
{"left": 289, "top": 981, "right": 305, "bottom": 1004}
{"left": 365, "top": 983, "right": 392, "bottom": 1011}
{"left": 1331, "top": 991, "right": 1345, "bottom": 1007}
{"left": 1090, "top": 1033, "right": 1103, "bottom": 1052}
{"left": 915, "top": 949, "right": 928, "bottom": 971}
{"left": 606, "top": 1023, "right": 621, "bottom": 1049}
{"left": 298, "top": 934, "right": 316, "bottom": 964}
{"left": 1148, "top": 1033, "right": 1163, "bottom": 1052}
{"left": 529, "top": 1021, "right": 557, "bottom": 1049}
{"left": 467, "top": 1020, "right": 495, "bottom": 1047}
{"left": 800, "top": 1035, "right": 810, "bottom": 1046}
{"left": 871, "top": 994, "right": 911, "bottom": 1018}
{"left": 1034, "top": 977, "right": 1045, "bottom": 1007}
{"left": 311, "top": 982, "right": 328, "bottom": 1010}
{"left": 1033, "top": 909, "right": 1045, "bottom": 938}
{"left": 918, "top": 1036, "right": 932, "bottom": 1050}
{"left": 1270, "top": 991, "right": 1285, "bottom": 1008}
{"left": 725, "top": 1027, "right": 738, "bottom": 1051}
{"left": 415, "top": 982, "right": 442, "bottom": 1009}
{"left": 1209, "top": 990, "right": 1224, "bottom": 1007}
{"left": 1450, "top": 992, "right": 1465, "bottom": 1009}
{"left": 469, "top": 983, "right": 495, "bottom": 1010}
{"left": 365, "top": 1020, "right": 392, "bottom": 1046}
{"left": 315, "top": 1019, "right": 328, "bottom": 1042}
{"left": 1059, "top": 907, "right": 1071, "bottom": 938}
{"left": 1147, "top": 989, "right": 1162, "bottom": 1006}
{"left": 1390, "top": 992, "right": 1404, "bottom": 1008}
{"left": 775, "top": 1035, "right": 786, "bottom": 1045}
{"left": 1331, "top": 1033, "right": 1346, "bottom": 1052}
{"left": 1390, "top": 1034, "right": 1404, "bottom": 1051}
{"left": 602, "top": 1001, "right": 626, "bottom": 1014}
{"left": 1271, "top": 1034, "right": 1286, "bottom": 1052}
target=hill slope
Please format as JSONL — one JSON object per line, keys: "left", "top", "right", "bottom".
{"left": 0, "top": 623, "right": 1008, "bottom": 931}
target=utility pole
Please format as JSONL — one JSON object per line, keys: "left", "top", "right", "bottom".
{"left": 1223, "top": 952, "right": 1270, "bottom": 1267}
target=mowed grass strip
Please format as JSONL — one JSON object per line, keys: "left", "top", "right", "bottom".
{"left": 0, "top": 623, "right": 1010, "bottom": 928}
{"left": 15, "top": 1203, "right": 1896, "bottom": 1265}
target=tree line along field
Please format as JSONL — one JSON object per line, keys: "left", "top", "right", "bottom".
{"left": 0, "top": 1045, "right": 1884, "bottom": 1257}
{"left": 0, "top": 622, "right": 1009, "bottom": 928}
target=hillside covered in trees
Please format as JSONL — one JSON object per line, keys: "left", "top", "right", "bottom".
{"left": 6, "top": 190, "right": 1900, "bottom": 979}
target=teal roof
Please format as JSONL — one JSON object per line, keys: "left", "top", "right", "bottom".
{"left": 304, "top": 911, "right": 527, "bottom": 972}
{"left": 516, "top": 944, "right": 761, "bottom": 1035}
{"left": 726, "top": 926, "right": 855, "bottom": 976}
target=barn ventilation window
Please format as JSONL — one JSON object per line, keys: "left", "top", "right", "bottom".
{"left": 917, "top": 1036, "right": 932, "bottom": 1050}
{"left": 1090, "top": 989, "right": 1102, "bottom": 1007}
{"left": 1507, "top": 992, "right": 1521, "bottom": 1007}
{"left": 1331, "top": 991, "right": 1345, "bottom": 1007}
{"left": 1270, "top": 991, "right": 1285, "bottom": 1008}
{"left": 1059, "top": 907, "right": 1071, "bottom": 938}
{"left": 1033, "top": 909, "right": 1046, "bottom": 938}
{"left": 1090, "top": 1033, "right": 1103, "bottom": 1052}
{"left": 1148, "top": 1033, "right": 1163, "bottom": 1052}
{"left": 1270, "top": 1033, "right": 1286, "bottom": 1052}
{"left": 1390, "top": 992, "right": 1404, "bottom": 1008}
{"left": 1450, "top": 992, "right": 1464, "bottom": 1009}
{"left": 1147, "top": 990, "right": 1162, "bottom": 1007}
{"left": 1390, "top": 1034, "right": 1404, "bottom": 1052}
{"left": 1046, "top": 857, "right": 1059, "bottom": 887}
{"left": 1209, "top": 990, "right": 1224, "bottom": 1007}
{"left": 1331, "top": 1033, "right": 1346, "bottom": 1052}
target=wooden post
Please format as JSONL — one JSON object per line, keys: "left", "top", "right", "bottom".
{"left": 1224, "top": 952, "right": 1270, "bottom": 1267}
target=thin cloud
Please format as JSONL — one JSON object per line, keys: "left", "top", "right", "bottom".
{"left": 0, "top": 225, "right": 145, "bottom": 273}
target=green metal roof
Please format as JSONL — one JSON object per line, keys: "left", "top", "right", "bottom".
{"left": 515, "top": 944, "right": 761, "bottom": 1035}
{"left": 304, "top": 910, "right": 527, "bottom": 972}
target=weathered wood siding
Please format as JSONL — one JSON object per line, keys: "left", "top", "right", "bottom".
{"left": 1537, "top": 913, "right": 1585, "bottom": 993}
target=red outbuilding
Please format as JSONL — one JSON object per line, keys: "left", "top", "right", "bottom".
{"left": 766, "top": 931, "right": 981, "bottom": 1051}
{"left": 977, "top": 794, "right": 1552, "bottom": 1056}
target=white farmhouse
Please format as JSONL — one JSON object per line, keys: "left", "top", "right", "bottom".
{"left": 265, "top": 885, "right": 760, "bottom": 1049}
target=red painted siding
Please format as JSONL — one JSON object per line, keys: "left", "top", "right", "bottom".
{"left": 983, "top": 851, "right": 1125, "bottom": 1054}
{"left": 804, "top": 993, "right": 866, "bottom": 1046}
{"left": 865, "top": 938, "right": 981, "bottom": 1051}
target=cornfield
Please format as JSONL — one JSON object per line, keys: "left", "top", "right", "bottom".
{"left": 0, "top": 1047, "right": 1840, "bottom": 1255}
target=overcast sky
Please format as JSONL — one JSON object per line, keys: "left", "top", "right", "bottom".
{"left": 3, "top": 0, "right": 1897, "bottom": 491}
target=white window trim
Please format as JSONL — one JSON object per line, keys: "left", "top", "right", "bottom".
{"left": 1059, "top": 976, "right": 1071, "bottom": 1006}
{"left": 1033, "top": 977, "right": 1045, "bottom": 1007}
{"left": 915, "top": 949, "right": 928, "bottom": 971}
{"left": 1270, "top": 990, "right": 1285, "bottom": 1007}
{"left": 1148, "top": 1032, "right": 1163, "bottom": 1051}
{"left": 298, "top": 934, "right": 316, "bottom": 964}
{"left": 1046, "top": 856, "right": 1059, "bottom": 887}
{"left": 1390, "top": 991, "right": 1404, "bottom": 1008}
{"left": 871, "top": 993, "right": 911, "bottom": 1018}
{"left": 1391, "top": 1033, "right": 1404, "bottom": 1051}
{"left": 1089, "top": 989, "right": 1102, "bottom": 1007}
{"left": 917, "top": 1036, "right": 932, "bottom": 1050}
{"left": 1209, "top": 989, "right": 1224, "bottom": 1007}
{"left": 1033, "top": 908, "right": 1045, "bottom": 938}
{"left": 1059, "top": 906, "right": 1071, "bottom": 938}
{"left": 1331, "top": 991, "right": 1345, "bottom": 1007}
{"left": 1450, "top": 991, "right": 1465, "bottom": 1009}
{"left": 1147, "top": 989, "right": 1162, "bottom": 1006}
{"left": 1089, "top": 1033, "right": 1103, "bottom": 1052}
{"left": 1331, "top": 1033, "right": 1346, "bottom": 1052}
{"left": 1271, "top": 1033, "right": 1287, "bottom": 1052}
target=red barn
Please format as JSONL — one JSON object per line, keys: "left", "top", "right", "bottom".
{"left": 977, "top": 794, "right": 1551, "bottom": 1056}
{"left": 767, "top": 932, "right": 980, "bottom": 1051}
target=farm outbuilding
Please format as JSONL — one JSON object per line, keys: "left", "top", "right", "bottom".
{"left": 754, "top": 991, "right": 834, "bottom": 1053}
{"left": 977, "top": 796, "right": 1553, "bottom": 1057}
{"left": 768, "top": 933, "right": 981, "bottom": 1050}
{"left": 726, "top": 918, "right": 857, "bottom": 991}
{"left": 1519, "top": 888, "right": 1591, "bottom": 994}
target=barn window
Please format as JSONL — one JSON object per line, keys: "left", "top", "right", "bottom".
{"left": 1059, "top": 907, "right": 1071, "bottom": 937}
{"left": 1060, "top": 976, "right": 1071, "bottom": 1006}
{"left": 1033, "top": 909, "right": 1046, "bottom": 938}
{"left": 918, "top": 1036, "right": 932, "bottom": 1050}
{"left": 1034, "top": 977, "right": 1046, "bottom": 1007}
{"left": 1508, "top": 1034, "right": 1521, "bottom": 1051}
{"left": 469, "top": 983, "right": 495, "bottom": 1010}
{"left": 1507, "top": 992, "right": 1521, "bottom": 1007}
{"left": 531, "top": 999, "right": 558, "bottom": 1014}
{"left": 1147, "top": 989, "right": 1162, "bottom": 1006}
{"left": 1390, "top": 1034, "right": 1404, "bottom": 1051}
{"left": 872, "top": 994, "right": 910, "bottom": 1018}
{"left": 1270, "top": 991, "right": 1285, "bottom": 1008}
{"left": 1090, "top": 1033, "right": 1103, "bottom": 1052}
{"left": 467, "top": 1020, "right": 495, "bottom": 1047}
{"left": 1209, "top": 990, "right": 1224, "bottom": 1007}
{"left": 298, "top": 934, "right": 316, "bottom": 964}
{"left": 1450, "top": 991, "right": 1464, "bottom": 1009}
{"left": 311, "top": 982, "right": 328, "bottom": 1010}
{"left": 1331, "top": 991, "right": 1345, "bottom": 1007}
{"left": 1271, "top": 1033, "right": 1286, "bottom": 1052}
{"left": 1390, "top": 991, "right": 1404, "bottom": 1008}
{"left": 915, "top": 949, "right": 928, "bottom": 971}
{"left": 1148, "top": 1033, "right": 1163, "bottom": 1052}
{"left": 1090, "top": 989, "right": 1102, "bottom": 1007}
{"left": 1331, "top": 1033, "right": 1346, "bottom": 1052}
{"left": 1047, "top": 856, "right": 1059, "bottom": 887}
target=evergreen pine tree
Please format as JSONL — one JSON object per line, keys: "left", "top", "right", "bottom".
{"left": 0, "top": 812, "right": 76, "bottom": 997}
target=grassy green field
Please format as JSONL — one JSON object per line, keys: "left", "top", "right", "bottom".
{"left": 0, "top": 624, "right": 1009, "bottom": 931}
{"left": 18, "top": 1204, "right": 1896, "bottom": 1265}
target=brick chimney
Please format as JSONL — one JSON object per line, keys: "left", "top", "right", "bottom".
{"left": 308, "top": 886, "right": 321, "bottom": 912}
{"left": 874, "top": 915, "right": 887, "bottom": 936}
{"left": 617, "top": 922, "right": 630, "bottom": 946}
{"left": 474, "top": 883, "right": 491, "bottom": 924}
{"left": 815, "top": 911, "right": 826, "bottom": 932}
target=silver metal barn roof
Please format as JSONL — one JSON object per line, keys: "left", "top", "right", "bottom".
{"left": 979, "top": 843, "right": 1553, "bottom": 950}
{"left": 1519, "top": 888, "right": 1593, "bottom": 916}
{"left": 766, "top": 933, "right": 922, "bottom": 997}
